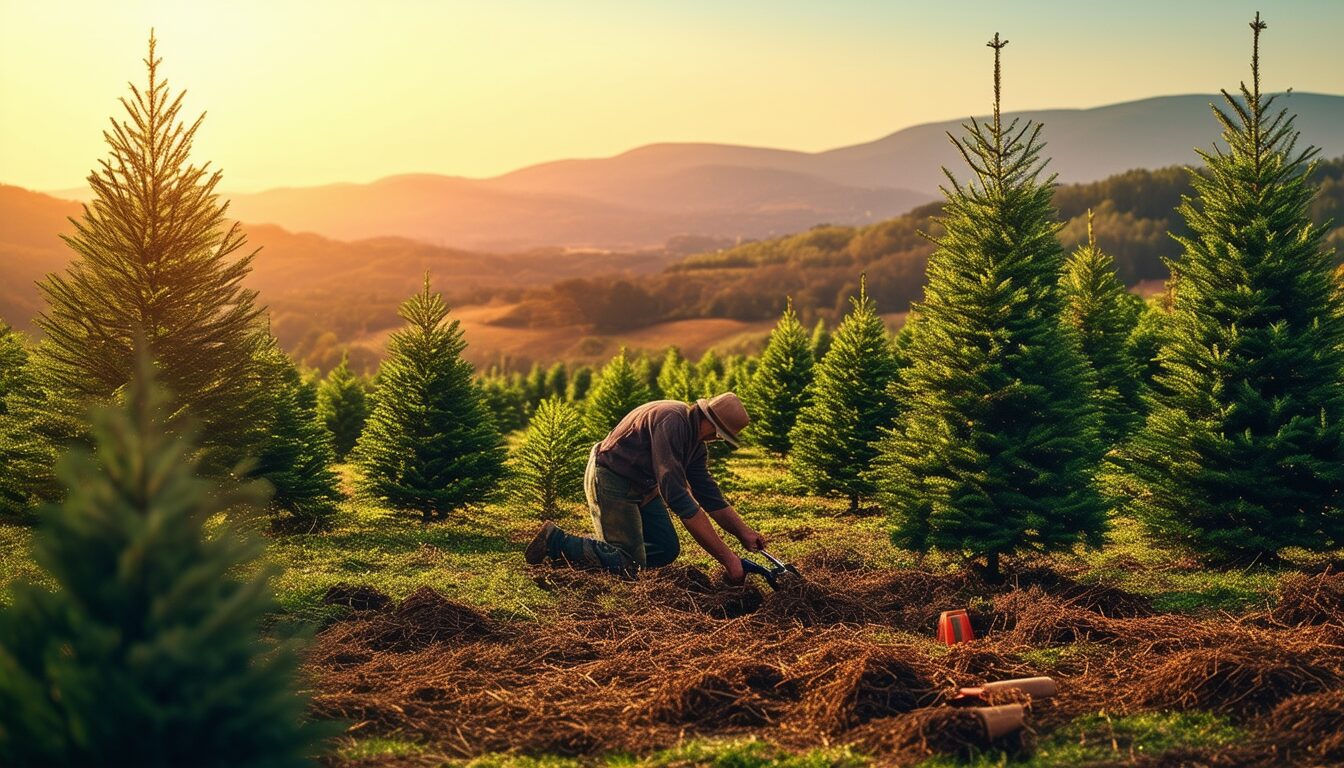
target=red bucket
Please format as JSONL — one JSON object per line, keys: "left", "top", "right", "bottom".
{"left": 936, "top": 608, "right": 975, "bottom": 645}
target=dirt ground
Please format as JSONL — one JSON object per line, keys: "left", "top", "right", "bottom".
{"left": 307, "top": 555, "right": 1344, "bottom": 767}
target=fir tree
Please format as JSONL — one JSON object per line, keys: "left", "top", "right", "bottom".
{"left": 696, "top": 350, "right": 724, "bottom": 396}
{"left": 746, "top": 298, "right": 815, "bottom": 454}
{"left": 656, "top": 347, "right": 698, "bottom": 403}
{"left": 508, "top": 397, "right": 590, "bottom": 516}
{"left": 254, "top": 342, "right": 341, "bottom": 530}
{"left": 316, "top": 352, "right": 369, "bottom": 460}
{"left": 789, "top": 276, "right": 900, "bottom": 511}
{"left": 544, "top": 362, "right": 569, "bottom": 400}
{"left": 1126, "top": 297, "right": 1169, "bottom": 395}
{"left": 524, "top": 363, "right": 548, "bottom": 411}
{"left": 567, "top": 366, "right": 594, "bottom": 402}
{"left": 354, "top": 277, "right": 506, "bottom": 521}
{"left": 0, "top": 321, "right": 28, "bottom": 415}
{"left": 634, "top": 354, "right": 659, "bottom": 400}
{"left": 810, "top": 318, "right": 832, "bottom": 360}
{"left": 874, "top": 35, "right": 1106, "bottom": 577}
{"left": 1119, "top": 15, "right": 1344, "bottom": 562}
{"left": 1060, "top": 210, "right": 1145, "bottom": 445}
{"left": 584, "top": 349, "right": 652, "bottom": 437}
{"left": 28, "top": 34, "right": 270, "bottom": 483}
{"left": 0, "top": 351, "right": 320, "bottom": 766}
{"left": 478, "top": 373, "right": 528, "bottom": 433}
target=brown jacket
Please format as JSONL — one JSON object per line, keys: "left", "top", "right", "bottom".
{"left": 594, "top": 400, "right": 729, "bottom": 519}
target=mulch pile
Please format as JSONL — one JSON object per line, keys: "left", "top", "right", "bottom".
{"left": 307, "top": 550, "right": 1344, "bottom": 766}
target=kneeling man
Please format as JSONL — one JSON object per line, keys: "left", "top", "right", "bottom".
{"left": 525, "top": 393, "right": 764, "bottom": 584}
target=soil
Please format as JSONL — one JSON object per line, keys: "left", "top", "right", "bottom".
{"left": 307, "top": 550, "right": 1344, "bottom": 766}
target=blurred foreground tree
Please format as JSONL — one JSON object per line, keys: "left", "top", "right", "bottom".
{"left": 0, "top": 351, "right": 321, "bottom": 767}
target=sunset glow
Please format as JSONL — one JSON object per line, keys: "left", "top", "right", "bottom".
{"left": 2, "top": 0, "right": 1343, "bottom": 192}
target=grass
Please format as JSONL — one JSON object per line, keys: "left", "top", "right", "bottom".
{"left": 0, "top": 444, "right": 1335, "bottom": 766}
{"left": 917, "top": 711, "right": 1247, "bottom": 767}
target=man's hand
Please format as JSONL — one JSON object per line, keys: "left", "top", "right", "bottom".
{"left": 724, "top": 557, "right": 746, "bottom": 586}
{"left": 736, "top": 526, "right": 767, "bottom": 552}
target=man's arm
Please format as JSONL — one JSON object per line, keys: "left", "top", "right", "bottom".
{"left": 681, "top": 509, "right": 746, "bottom": 584}
{"left": 706, "top": 505, "right": 767, "bottom": 551}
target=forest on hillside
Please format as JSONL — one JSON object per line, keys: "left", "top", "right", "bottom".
{"left": 495, "top": 158, "right": 1344, "bottom": 332}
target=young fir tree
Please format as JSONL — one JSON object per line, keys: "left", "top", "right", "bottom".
{"left": 695, "top": 349, "right": 724, "bottom": 397}
{"left": 746, "top": 298, "right": 815, "bottom": 454}
{"left": 567, "top": 366, "right": 594, "bottom": 402}
{"left": 0, "top": 351, "right": 320, "bottom": 767}
{"left": 544, "top": 362, "right": 569, "bottom": 400}
{"left": 810, "top": 318, "right": 832, "bottom": 360}
{"left": 254, "top": 342, "right": 341, "bottom": 530}
{"left": 873, "top": 36, "right": 1106, "bottom": 578}
{"left": 634, "top": 354, "right": 659, "bottom": 400}
{"left": 354, "top": 278, "right": 506, "bottom": 521}
{"left": 478, "top": 372, "right": 529, "bottom": 433}
{"left": 656, "top": 347, "right": 698, "bottom": 403}
{"left": 316, "top": 352, "right": 369, "bottom": 460}
{"left": 508, "top": 397, "right": 590, "bottom": 517}
{"left": 1060, "top": 210, "right": 1145, "bottom": 445}
{"left": 524, "top": 363, "right": 548, "bottom": 412}
{"left": 789, "top": 276, "right": 900, "bottom": 511}
{"left": 584, "top": 349, "right": 652, "bottom": 437}
{"left": 1119, "top": 15, "right": 1344, "bottom": 562}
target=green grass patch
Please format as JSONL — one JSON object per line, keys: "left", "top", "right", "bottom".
{"left": 917, "top": 711, "right": 1246, "bottom": 767}
{"left": 462, "top": 738, "right": 866, "bottom": 768}
{"left": 338, "top": 735, "right": 429, "bottom": 760}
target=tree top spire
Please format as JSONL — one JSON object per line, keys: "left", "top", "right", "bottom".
{"left": 1249, "top": 11, "right": 1267, "bottom": 103}
{"left": 987, "top": 32, "right": 1009, "bottom": 136}
{"left": 1086, "top": 208, "right": 1096, "bottom": 249}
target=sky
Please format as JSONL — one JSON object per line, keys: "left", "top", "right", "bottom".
{"left": 2, "top": 0, "right": 1342, "bottom": 192}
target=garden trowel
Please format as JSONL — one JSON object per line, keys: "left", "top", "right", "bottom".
{"left": 739, "top": 549, "right": 802, "bottom": 590}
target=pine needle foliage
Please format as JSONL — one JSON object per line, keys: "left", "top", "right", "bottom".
{"left": 789, "top": 276, "right": 899, "bottom": 510}
{"left": 874, "top": 35, "right": 1106, "bottom": 576}
{"left": 1061, "top": 210, "right": 1146, "bottom": 445}
{"left": 508, "top": 397, "right": 590, "bottom": 517}
{"left": 354, "top": 277, "right": 506, "bottom": 521}
{"left": 316, "top": 352, "right": 369, "bottom": 460}
{"left": 1118, "top": 15, "right": 1344, "bottom": 562}
{"left": 0, "top": 351, "right": 320, "bottom": 767}
{"left": 746, "top": 298, "right": 815, "bottom": 454}
{"left": 584, "top": 348, "right": 652, "bottom": 438}
{"left": 0, "top": 321, "right": 27, "bottom": 414}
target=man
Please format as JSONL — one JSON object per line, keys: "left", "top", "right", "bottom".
{"left": 524, "top": 392, "right": 765, "bottom": 584}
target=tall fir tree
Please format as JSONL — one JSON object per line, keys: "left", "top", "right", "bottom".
{"left": 1118, "top": 15, "right": 1344, "bottom": 562}
{"left": 354, "top": 277, "right": 506, "bottom": 521}
{"left": 316, "top": 352, "right": 369, "bottom": 460}
{"left": 30, "top": 35, "right": 270, "bottom": 476}
{"left": 584, "top": 349, "right": 652, "bottom": 438}
{"left": 3, "top": 36, "right": 332, "bottom": 520}
{"left": 508, "top": 397, "right": 590, "bottom": 517}
{"left": 656, "top": 347, "right": 698, "bottom": 403}
{"left": 253, "top": 342, "right": 341, "bottom": 530}
{"left": 789, "top": 276, "right": 900, "bottom": 511}
{"left": 478, "top": 372, "right": 529, "bottom": 433}
{"left": 873, "top": 35, "right": 1106, "bottom": 577}
{"left": 1060, "top": 210, "right": 1145, "bottom": 445}
{"left": 0, "top": 350, "right": 320, "bottom": 766}
{"left": 746, "top": 298, "right": 815, "bottom": 454}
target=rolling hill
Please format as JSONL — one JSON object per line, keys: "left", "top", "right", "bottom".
{"left": 61, "top": 92, "right": 1336, "bottom": 251}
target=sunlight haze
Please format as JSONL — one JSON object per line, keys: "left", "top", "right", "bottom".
{"left": 2, "top": 0, "right": 1342, "bottom": 192}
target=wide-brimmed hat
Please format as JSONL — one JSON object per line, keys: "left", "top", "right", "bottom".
{"left": 696, "top": 392, "right": 749, "bottom": 448}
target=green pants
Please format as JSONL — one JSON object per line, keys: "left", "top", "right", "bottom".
{"left": 551, "top": 445, "right": 682, "bottom": 575}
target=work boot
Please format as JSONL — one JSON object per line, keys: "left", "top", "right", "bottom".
{"left": 524, "top": 520, "right": 561, "bottom": 565}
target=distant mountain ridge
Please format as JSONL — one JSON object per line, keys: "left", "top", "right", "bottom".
{"left": 38, "top": 93, "right": 1344, "bottom": 252}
